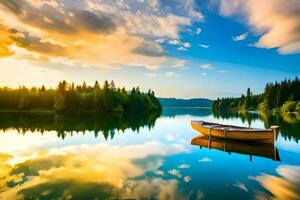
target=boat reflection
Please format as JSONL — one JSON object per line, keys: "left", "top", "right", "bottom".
{"left": 191, "top": 135, "right": 280, "bottom": 161}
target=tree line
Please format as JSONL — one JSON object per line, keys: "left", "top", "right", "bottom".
{"left": 0, "top": 80, "right": 162, "bottom": 114}
{"left": 212, "top": 77, "right": 300, "bottom": 114}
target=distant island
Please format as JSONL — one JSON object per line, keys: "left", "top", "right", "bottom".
{"left": 0, "top": 80, "right": 162, "bottom": 115}
{"left": 159, "top": 98, "right": 213, "bottom": 107}
{"left": 212, "top": 77, "right": 300, "bottom": 115}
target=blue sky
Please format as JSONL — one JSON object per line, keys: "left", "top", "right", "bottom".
{"left": 0, "top": 0, "right": 299, "bottom": 99}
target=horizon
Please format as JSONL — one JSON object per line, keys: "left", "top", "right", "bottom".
{"left": 0, "top": 0, "right": 300, "bottom": 99}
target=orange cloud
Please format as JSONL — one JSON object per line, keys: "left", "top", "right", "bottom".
{"left": 0, "top": 0, "right": 190, "bottom": 69}
{"left": 0, "top": 25, "right": 14, "bottom": 58}
{"left": 251, "top": 165, "right": 300, "bottom": 200}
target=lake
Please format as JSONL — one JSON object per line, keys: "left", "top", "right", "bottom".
{"left": 0, "top": 108, "right": 300, "bottom": 200}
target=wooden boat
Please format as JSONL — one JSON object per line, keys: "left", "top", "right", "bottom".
{"left": 191, "top": 120, "right": 279, "bottom": 144}
{"left": 191, "top": 135, "right": 280, "bottom": 161}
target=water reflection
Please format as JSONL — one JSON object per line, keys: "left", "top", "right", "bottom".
{"left": 251, "top": 165, "right": 300, "bottom": 200}
{"left": 0, "top": 112, "right": 159, "bottom": 140}
{"left": 191, "top": 136, "right": 280, "bottom": 161}
{"left": 0, "top": 142, "right": 185, "bottom": 199}
{"left": 162, "top": 107, "right": 212, "bottom": 118}
{"left": 0, "top": 108, "right": 299, "bottom": 199}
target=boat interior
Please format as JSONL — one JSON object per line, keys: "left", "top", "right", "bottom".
{"left": 193, "top": 120, "right": 271, "bottom": 131}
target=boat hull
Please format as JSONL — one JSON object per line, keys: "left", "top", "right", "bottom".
{"left": 191, "top": 121, "right": 276, "bottom": 144}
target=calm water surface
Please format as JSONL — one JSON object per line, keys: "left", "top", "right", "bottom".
{"left": 0, "top": 108, "right": 300, "bottom": 200}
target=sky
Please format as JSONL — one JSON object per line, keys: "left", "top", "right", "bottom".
{"left": 0, "top": 0, "right": 299, "bottom": 99}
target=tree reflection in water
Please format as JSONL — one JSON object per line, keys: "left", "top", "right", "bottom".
{"left": 0, "top": 112, "right": 160, "bottom": 140}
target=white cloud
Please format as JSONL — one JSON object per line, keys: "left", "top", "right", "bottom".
{"left": 154, "top": 38, "right": 165, "bottom": 43}
{"left": 217, "top": 0, "right": 300, "bottom": 54}
{"left": 201, "top": 72, "right": 207, "bottom": 76}
{"left": 183, "top": 42, "right": 191, "bottom": 48}
{"left": 168, "top": 40, "right": 191, "bottom": 51}
{"left": 168, "top": 169, "right": 182, "bottom": 178}
{"left": 198, "top": 44, "right": 210, "bottom": 48}
{"left": 233, "top": 182, "right": 248, "bottom": 192}
{"left": 178, "top": 164, "right": 190, "bottom": 169}
{"left": 177, "top": 47, "right": 188, "bottom": 51}
{"left": 200, "top": 64, "right": 214, "bottom": 69}
{"left": 232, "top": 32, "right": 249, "bottom": 41}
{"left": 182, "top": 0, "right": 204, "bottom": 21}
{"left": 153, "top": 170, "right": 164, "bottom": 176}
{"left": 196, "top": 28, "right": 202, "bottom": 34}
{"left": 183, "top": 176, "right": 191, "bottom": 182}
{"left": 168, "top": 40, "right": 181, "bottom": 45}
{"left": 198, "top": 157, "right": 211, "bottom": 162}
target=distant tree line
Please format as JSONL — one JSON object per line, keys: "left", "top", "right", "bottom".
{"left": 212, "top": 77, "right": 300, "bottom": 114}
{"left": 0, "top": 80, "right": 162, "bottom": 114}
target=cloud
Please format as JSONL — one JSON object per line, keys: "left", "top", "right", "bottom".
{"left": 0, "top": 0, "right": 117, "bottom": 35}
{"left": 169, "top": 40, "right": 191, "bottom": 50}
{"left": 233, "top": 182, "right": 248, "bottom": 192}
{"left": 123, "top": 13, "right": 191, "bottom": 39}
{"left": 177, "top": 47, "right": 188, "bottom": 51}
{"left": 0, "top": 0, "right": 193, "bottom": 70}
{"left": 183, "top": 42, "right": 191, "bottom": 48}
{"left": 178, "top": 164, "right": 190, "bottom": 169}
{"left": 217, "top": 0, "right": 300, "bottom": 54}
{"left": 196, "top": 28, "right": 202, "bottom": 34}
{"left": 232, "top": 32, "right": 248, "bottom": 41}
{"left": 183, "top": 176, "right": 191, "bottom": 183}
{"left": 168, "top": 169, "right": 182, "bottom": 178}
{"left": 250, "top": 165, "right": 300, "bottom": 199}
{"left": 0, "top": 25, "right": 14, "bottom": 58}
{"left": 10, "top": 30, "right": 66, "bottom": 56}
{"left": 181, "top": 0, "right": 204, "bottom": 21}
{"left": 169, "top": 40, "right": 181, "bottom": 45}
{"left": 0, "top": 141, "right": 187, "bottom": 200}
{"left": 133, "top": 41, "right": 165, "bottom": 57}
{"left": 200, "top": 64, "right": 214, "bottom": 69}
{"left": 154, "top": 38, "right": 165, "bottom": 43}
{"left": 153, "top": 170, "right": 164, "bottom": 176}
{"left": 198, "top": 44, "right": 210, "bottom": 48}
{"left": 198, "top": 157, "right": 211, "bottom": 162}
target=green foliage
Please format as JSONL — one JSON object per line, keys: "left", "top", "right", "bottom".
{"left": 212, "top": 77, "right": 300, "bottom": 114}
{"left": 296, "top": 102, "right": 300, "bottom": 113}
{"left": 281, "top": 101, "right": 297, "bottom": 113}
{"left": 258, "top": 102, "right": 269, "bottom": 114}
{"left": 0, "top": 80, "right": 162, "bottom": 115}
